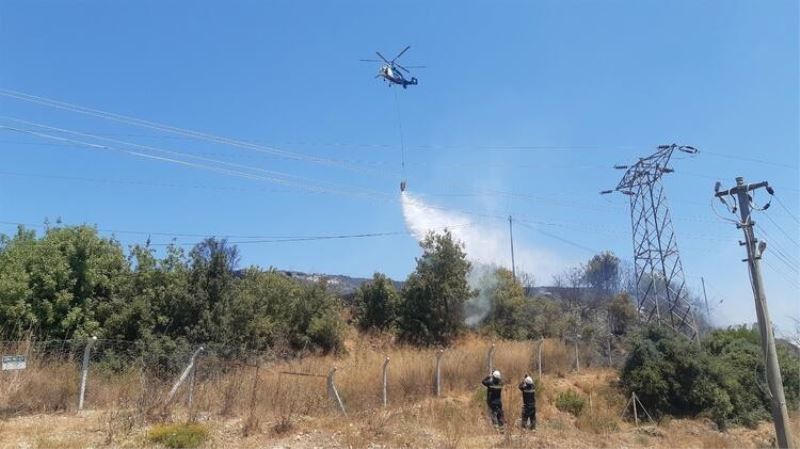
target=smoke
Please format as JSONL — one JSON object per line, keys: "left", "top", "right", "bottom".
{"left": 400, "top": 192, "right": 565, "bottom": 326}
{"left": 465, "top": 264, "right": 500, "bottom": 327}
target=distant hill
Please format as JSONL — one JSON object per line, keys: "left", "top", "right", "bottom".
{"left": 275, "top": 270, "right": 403, "bottom": 299}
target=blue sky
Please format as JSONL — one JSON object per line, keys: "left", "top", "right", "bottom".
{"left": 1, "top": 0, "right": 797, "bottom": 333}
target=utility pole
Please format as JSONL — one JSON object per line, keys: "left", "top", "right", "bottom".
{"left": 701, "top": 277, "right": 710, "bottom": 319}
{"left": 508, "top": 215, "right": 516, "bottom": 281}
{"left": 715, "top": 177, "right": 793, "bottom": 449}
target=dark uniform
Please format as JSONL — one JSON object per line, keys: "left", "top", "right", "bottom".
{"left": 481, "top": 375, "right": 505, "bottom": 427}
{"left": 519, "top": 379, "right": 536, "bottom": 430}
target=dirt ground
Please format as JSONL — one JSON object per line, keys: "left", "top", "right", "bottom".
{"left": 2, "top": 378, "right": 794, "bottom": 449}
{"left": 2, "top": 340, "right": 796, "bottom": 449}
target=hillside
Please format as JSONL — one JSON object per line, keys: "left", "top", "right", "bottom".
{"left": 2, "top": 336, "right": 797, "bottom": 449}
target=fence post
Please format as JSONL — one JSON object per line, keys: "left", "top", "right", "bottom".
{"left": 486, "top": 343, "right": 496, "bottom": 373}
{"left": 537, "top": 337, "right": 544, "bottom": 379}
{"left": 187, "top": 356, "right": 199, "bottom": 410}
{"left": 77, "top": 336, "right": 97, "bottom": 411}
{"left": 574, "top": 336, "right": 581, "bottom": 373}
{"left": 165, "top": 346, "right": 204, "bottom": 407}
{"left": 327, "top": 366, "right": 347, "bottom": 415}
{"left": 435, "top": 350, "right": 444, "bottom": 397}
{"left": 632, "top": 392, "right": 639, "bottom": 426}
{"left": 382, "top": 356, "right": 390, "bottom": 408}
{"left": 607, "top": 335, "right": 613, "bottom": 367}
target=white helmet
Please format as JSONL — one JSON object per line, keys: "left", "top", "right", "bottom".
{"left": 524, "top": 375, "right": 533, "bottom": 386}
{"left": 492, "top": 370, "right": 501, "bottom": 380}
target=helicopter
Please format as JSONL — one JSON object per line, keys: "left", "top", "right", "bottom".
{"left": 360, "top": 46, "right": 424, "bottom": 88}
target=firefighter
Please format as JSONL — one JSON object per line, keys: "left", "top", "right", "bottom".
{"left": 519, "top": 374, "right": 536, "bottom": 430}
{"left": 481, "top": 369, "right": 505, "bottom": 428}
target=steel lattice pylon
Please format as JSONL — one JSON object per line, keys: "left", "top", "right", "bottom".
{"left": 603, "top": 144, "right": 699, "bottom": 340}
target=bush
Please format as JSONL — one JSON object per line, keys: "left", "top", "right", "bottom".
{"left": 620, "top": 325, "right": 800, "bottom": 429}
{"left": 355, "top": 273, "right": 400, "bottom": 331}
{"left": 398, "top": 230, "right": 474, "bottom": 346}
{"left": 555, "top": 390, "right": 586, "bottom": 416}
{"left": 148, "top": 423, "right": 208, "bottom": 449}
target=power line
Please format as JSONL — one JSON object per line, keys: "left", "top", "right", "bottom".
{"left": 0, "top": 89, "right": 385, "bottom": 176}
{"left": 755, "top": 227, "right": 800, "bottom": 277}
{"left": 701, "top": 149, "right": 798, "bottom": 171}
{"left": 774, "top": 194, "right": 800, "bottom": 224}
{"left": 0, "top": 170, "right": 313, "bottom": 195}
{"left": 0, "top": 218, "right": 475, "bottom": 246}
{"left": 2, "top": 116, "right": 338, "bottom": 186}
{"left": 763, "top": 258, "right": 800, "bottom": 289}
{"left": 0, "top": 124, "right": 387, "bottom": 199}
{"left": 760, "top": 211, "right": 800, "bottom": 249}
{"left": 514, "top": 220, "right": 598, "bottom": 254}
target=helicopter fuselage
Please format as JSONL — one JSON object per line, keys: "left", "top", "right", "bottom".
{"left": 379, "top": 65, "right": 418, "bottom": 88}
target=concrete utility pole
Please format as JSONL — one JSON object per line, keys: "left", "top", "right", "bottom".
{"left": 701, "top": 276, "right": 711, "bottom": 319}
{"left": 715, "top": 177, "right": 793, "bottom": 449}
{"left": 508, "top": 216, "right": 516, "bottom": 281}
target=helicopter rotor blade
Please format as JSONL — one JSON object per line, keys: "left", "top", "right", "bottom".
{"left": 392, "top": 45, "right": 411, "bottom": 62}
{"left": 395, "top": 63, "right": 410, "bottom": 74}
{"left": 375, "top": 51, "right": 391, "bottom": 64}
{"left": 402, "top": 65, "right": 426, "bottom": 69}
{"left": 360, "top": 59, "right": 382, "bottom": 63}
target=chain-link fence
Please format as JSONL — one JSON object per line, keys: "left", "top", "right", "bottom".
{"left": 0, "top": 336, "right": 626, "bottom": 423}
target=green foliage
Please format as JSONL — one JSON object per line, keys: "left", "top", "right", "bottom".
{"left": 584, "top": 251, "right": 620, "bottom": 295}
{"left": 483, "top": 268, "right": 531, "bottom": 339}
{"left": 227, "top": 269, "right": 345, "bottom": 354}
{"left": 607, "top": 293, "right": 637, "bottom": 336}
{"left": 555, "top": 390, "right": 586, "bottom": 416}
{"left": 354, "top": 273, "right": 400, "bottom": 332}
{"left": 620, "top": 325, "right": 800, "bottom": 429}
{"left": 0, "top": 227, "right": 346, "bottom": 364}
{"left": 0, "top": 225, "right": 127, "bottom": 340}
{"left": 398, "top": 230, "right": 475, "bottom": 346}
{"left": 528, "top": 296, "right": 568, "bottom": 338}
{"left": 148, "top": 422, "right": 208, "bottom": 448}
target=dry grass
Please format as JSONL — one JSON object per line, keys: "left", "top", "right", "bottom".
{"left": 1, "top": 336, "right": 797, "bottom": 449}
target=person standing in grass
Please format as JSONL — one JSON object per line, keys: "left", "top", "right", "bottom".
{"left": 481, "top": 369, "right": 505, "bottom": 428}
{"left": 519, "top": 374, "right": 536, "bottom": 430}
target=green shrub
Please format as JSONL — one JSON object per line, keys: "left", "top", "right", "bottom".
{"left": 355, "top": 273, "right": 400, "bottom": 331}
{"left": 148, "top": 423, "right": 209, "bottom": 448}
{"left": 555, "top": 390, "right": 586, "bottom": 416}
{"left": 620, "top": 325, "right": 800, "bottom": 430}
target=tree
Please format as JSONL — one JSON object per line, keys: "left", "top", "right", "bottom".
{"left": 551, "top": 265, "right": 586, "bottom": 305}
{"left": 584, "top": 251, "right": 621, "bottom": 298}
{"left": 355, "top": 273, "right": 400, "bottom": 332}
{"left": 484, "top": 268, "right": 530, "bottom": 339}
{"left": 186, "top": 238, "right": 240, "bottom": 347}
{"left": 621, "top": 325, "right": 800, "bottom": 429}
{"left": 607, "top": 292, "right": 638, "bottom": 336}
{"left": 398, "top": 230, "right": 475, "bottom": 346}
{"left": 0, "top": 225, "right": 128, "bottom": 340}
{"left": 233, "top": 269, "right": 346, "bottom": 354}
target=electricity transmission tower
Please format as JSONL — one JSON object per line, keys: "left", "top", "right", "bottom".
{"left": 602, "top": 144, "right": 698, "bottom": 340}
